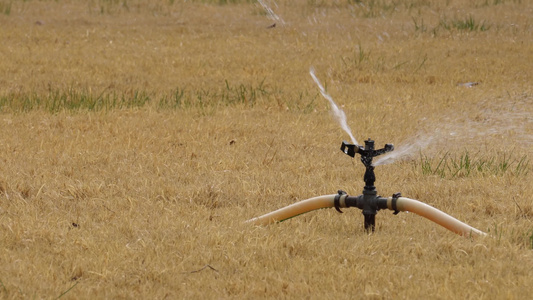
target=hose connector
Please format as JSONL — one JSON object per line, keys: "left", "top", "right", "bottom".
{"left": 334, "top": 190, "right": 347, "bottom": 213}
{"left": 391, "top": 192, "right": 401, "bottom": 215}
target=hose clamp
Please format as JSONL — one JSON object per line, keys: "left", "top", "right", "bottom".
{"left": 334, "top": 190, "right": 347, "bottom": 213}
{"left": 391, "top": 192, "right": 401, "bottom": 215}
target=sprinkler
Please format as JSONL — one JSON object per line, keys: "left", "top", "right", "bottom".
{"left": 246, "top": 138, "right": 486, "bottom": 237}
{"left": 251, "top": 68, "right": 488, "bottom": 236}
{"left": 338, "top": 138, "right": 395, "bottom": 232}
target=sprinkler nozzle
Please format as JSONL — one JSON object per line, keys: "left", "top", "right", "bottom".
{"left": 340, "top": 141, "right": 359, "bottom": 157}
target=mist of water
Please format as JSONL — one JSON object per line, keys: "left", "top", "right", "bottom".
{"left": 309, "top": 67, "right": 359, "bottom": 146}
{"left": 373, "top": 134, "right": 434, "bottom": 166}
{"left": 374, "top": 95, "right": 532, "bottom": 166}
{"left": 257, "top": 0, "right": 285, "bottom": 25}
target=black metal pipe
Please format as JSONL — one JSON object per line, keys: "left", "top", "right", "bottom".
{"left": 364, "top": 214, "right": 375, "bottom": 232}
{"left": 340, "top": 138, "right": 395, "bottom": 232}
{"left": 345, "top": 195, "right": 361, "bottom": 208}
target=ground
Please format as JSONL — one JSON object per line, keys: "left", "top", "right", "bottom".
{"left": 0, "top": 0, "right": 532, "bottom": 299}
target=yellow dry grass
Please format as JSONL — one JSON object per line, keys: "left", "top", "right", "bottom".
{"left": 0, "top": 0, "right": 532, "bottom": 299}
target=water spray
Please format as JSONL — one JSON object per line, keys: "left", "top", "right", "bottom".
{"left": 309, "top": 68, "right": 358, "bottom": 146}
{"left": 257, "top": 0, "right": 285, "bottom": 27}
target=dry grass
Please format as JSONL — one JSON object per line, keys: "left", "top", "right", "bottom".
{"left": 0, "top": 0, "right": 532, "bottom": 299}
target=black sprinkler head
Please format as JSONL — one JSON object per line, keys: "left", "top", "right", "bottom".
{"left": 341, "top": 139, "right": 394, "bottom": 165}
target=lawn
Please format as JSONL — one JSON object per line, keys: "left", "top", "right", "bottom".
{"left": 0, "top": 0, "right": 532, "bottom": 298}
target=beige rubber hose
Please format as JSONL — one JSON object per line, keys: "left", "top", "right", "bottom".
{"left": 245, "top": 194, "right": 336, "bottom": 226}
{"left": 389, "top": 197, "right": 486, "bottom": 236}
{"left": 246, "top": 194, "right": 486, "bottom": 237}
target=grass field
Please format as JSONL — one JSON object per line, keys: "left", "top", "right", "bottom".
{"left": 1, "top": 0, "right": 532, "bottom": 298}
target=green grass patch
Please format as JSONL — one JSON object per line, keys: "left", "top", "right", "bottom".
{"left": 340, "top": 43, "right": 371, "bottom": 71}
{"left": 414, "top": 15, "right": 491, "bottom": 35}
{"left": 529, "top": 229, "right": 533, "bottom": 249}
{"left": 441, "top": 15, "right": 491, "bottom": 32}
{"left": 308, "top": 0, "right": 433, "bottom": 17}
{"left": 0, "top": 1, "right": 12, "bottom": 15}
{"left": 0, "top": 89, "right": 150, "bottom": 113}
{"left": 420, "top": 151, "right": 529, "bottom": 178}
{"left": 0, "top": 81, "right": 318, "bottom": 113}
{"left": 0, "top": 279, "right": 6, "bottom": 297}
{"left": 190, "top": 0, "right": 255, "bottom": 5}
